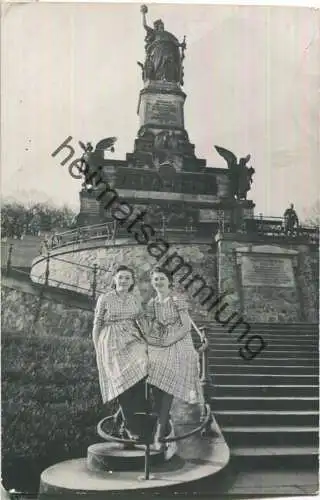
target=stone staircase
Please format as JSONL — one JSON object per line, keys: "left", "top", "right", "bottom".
{"left": 3, "top": 269, "right": 319, "bottom": 470}
{"left": 205, "top": 322, "right": 319, "bottom": 468}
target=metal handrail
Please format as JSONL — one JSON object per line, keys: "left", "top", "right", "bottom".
{"left": 245, "top": 215, "right": 318, "bottom": 231}
{"left": 43, "top": 221, "right": 117, "bottom": 252}
{"left": 160, "top": 404, "right": 211, "bottom": 443}
{"left": 30, "top": 273, "right": 93, "bottom": 294}
{"left": 97, "top": 403, "right": 212, "bottom": 445}
{"left": 191, "top": 319, "right": 209, "bottom": 352}
{"left": 97, "top": 317, "right": 212, "bottom": 482}
{"left": 49, "top": 254, "right": 108, "bottom": 272}
{"left": 57, "top": 222, "right": 110, "bottom": 237}
{"left": 38, "top": 214, "right": 319, "bottom": 254}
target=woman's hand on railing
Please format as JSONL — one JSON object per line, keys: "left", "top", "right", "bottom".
{"left": 191, "top": 320, "right": 209, "bottom": 353}
{"left": 197, "top": 335, "right": 209, "bottom": 353}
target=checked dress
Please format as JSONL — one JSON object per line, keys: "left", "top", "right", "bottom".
{"left": 146, "top": 294, "right": 204, "bottom": 405}
{"left": 93, "top": 290, "right": 148, "bottom": 404}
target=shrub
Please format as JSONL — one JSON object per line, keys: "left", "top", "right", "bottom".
{"left": 2, "top": 331, "right": 116, "bottom": 493}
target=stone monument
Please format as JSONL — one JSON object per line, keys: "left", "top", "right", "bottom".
{"left": 129, "top": 5, "right": 205, "bottom": 172}
{"left": 35, "top": 5, "right": 318, "bottom": 324}
{"left": 76, "top": 5, "right": 255, "bottom": 233}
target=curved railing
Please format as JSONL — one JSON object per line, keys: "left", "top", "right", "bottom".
{"left": 47, "top": 216, "right": 319, "bottom": 252}
{"left": 41, "top": 222, "right": 117, "bottom": 252}
{"left": 39, "top": 221, "right": 198, "bottom": 253}
{"left": 30, "top": 212, "right": 319, "bottom": 255}
{"left": 30, "top": 254, "right": 107, "bottom": 300}
{"left": 220, "top": 215, "right": 319, "bottom": 244}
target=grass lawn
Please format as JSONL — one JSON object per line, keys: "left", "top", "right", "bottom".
{"left": 1, "top": 236, "right": 42, "bottom": 269}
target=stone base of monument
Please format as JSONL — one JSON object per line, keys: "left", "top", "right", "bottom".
{"left": 87, "top": 442, "right": 164, "bottom": 472}
{"left": 38, "top": 413, "right": 230, "bottom": 498}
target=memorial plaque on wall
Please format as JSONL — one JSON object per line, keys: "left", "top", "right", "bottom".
{"left": 240, "top": 254, "right": 295, "bottom": 287}
{"left": 237, "top": 246, "right": 297, "bottom": 288}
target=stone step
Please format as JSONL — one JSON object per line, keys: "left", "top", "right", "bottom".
{"left": 199, "top": 320, "right": 317, "bottom": 325}
{"left": 230, "top": 445, "right": 318, "bottom": 468}
{"left": 222, "top": 426, "right": 318, "bottom": 448}
{"left": 211, "top": 384, "right": 318, "bottom": 398}
{"left": 208, "top": 356, "right": 319, "bottom": 366}
{"left": 206, "top": 333, "right": 318, "bottom": 341}
{"left": 231, "top": 444, "right": 319, "bottom": 456}
{"left": 207, "top": 343, "right": 317, "bottom": 352}
{"left": 223, "top": 426, "right": 318, "bottom": 448}
{"left": 203, "top": 322, "right": 318, "bottom": 328}
{"left": 211, "top": 396, "right": 319, "bottom": 411}
{"left": 207, "top": 335, "right": 317, "bottom": 345}
{"left": 208, "top": 364, "right": 317, "bottom": 375}
{"left": 37, "top": 424, "right": 231, "bottom": 497}
{"left": 203, "top": 320, "right": 319, "bottom": 471}
{"left": 212, "top": 373, "right": 318, "bottom": 385}
{"left": 207, "top": 349, "right": 318, "bottom": 358}
{"left": 204, "top": 325, "right": 318, "bottom": 332}
{"left": 248, "top": 328, "right": 318, "bottom": 335}
{"left": 214, "top": 410, "right": 319, "bottom": 427}
{"left": 206, "top": 341, "right": 317, "bottom": 350}
{"left": 200, "top": 322, "right": 318, "bottom": 330}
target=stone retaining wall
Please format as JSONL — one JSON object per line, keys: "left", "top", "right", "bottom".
{"left": 31, "top": 242, "right": 221, "bottom": 320}
{"left": 1, "top": 286, "right": 93, "bottom": 338}
{"left": 216, "top": 235, "right": 319, "bottom": 323}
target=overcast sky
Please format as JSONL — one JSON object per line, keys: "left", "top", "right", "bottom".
{"left": 1, "top": 2, "right": 319, "bottom": 218}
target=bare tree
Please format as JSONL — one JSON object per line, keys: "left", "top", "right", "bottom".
{"left": 1, "top": 201, "right": 77, "bottom": 238}
{"left": 304, "top": 200, "right": 320, "bottom": 228}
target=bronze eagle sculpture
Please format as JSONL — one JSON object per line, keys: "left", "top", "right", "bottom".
{"left": 215, "top": 145, "right": 255, "bottom": 200}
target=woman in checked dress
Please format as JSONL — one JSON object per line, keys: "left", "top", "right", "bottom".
{"left": 145, "top": 267, "right": 204, "bottom": 446}
{"left": 92, "top": 266, "right": 148, "bottom": 439}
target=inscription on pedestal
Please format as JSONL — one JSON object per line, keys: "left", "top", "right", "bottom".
{"left": 81, "top": 197, "right": 100, "bottom": 214}
{"left": 140, "top": 93, "right": 184, "bottom": 128}
{"left": 199, "top": 209, "right": 219, "bottom": 222}
{"left": 147, "top": 100, "right": 180, "bottom": 125}
{"left": 240, "top": 254, "right": 295, "bottom": 287}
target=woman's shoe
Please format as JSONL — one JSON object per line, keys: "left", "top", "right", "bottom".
{"left": 152, "top": 419, "right": 177, "bottom": 459}
{"left": 162, "top": 420, "right": 177, "bottom": 460}
{"left": 152, "top": 422, "right": 161, "bottom": 450}
{"left": 122, "top": 427, "right": 140, "bottom": 442}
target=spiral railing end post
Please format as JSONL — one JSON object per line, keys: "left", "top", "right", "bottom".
{"left": 6, "top": 243, "right": 13, "bottom": 275}
{"left": 44, "top": 252, "right": 50, "bottom": 286}
{"left": 92, "top": 263, "right": 98, "bottom": 301}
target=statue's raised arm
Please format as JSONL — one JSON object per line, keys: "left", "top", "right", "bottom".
{"left": 141, "top": 4, "right": 153, "bottom": 36}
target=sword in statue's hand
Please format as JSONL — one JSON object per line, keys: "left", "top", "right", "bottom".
{"left": 181, "top": 35, "right": 186, "bottom": 59}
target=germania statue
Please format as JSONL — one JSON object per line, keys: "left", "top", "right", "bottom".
{"left": 139, "top": 5, "right": 186, "bottom": 85}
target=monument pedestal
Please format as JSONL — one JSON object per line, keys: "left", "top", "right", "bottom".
{"left": 77, "top": 189, "right": 102, "bottom": 226}
{"left": 38, "top": 413, "right": 229, "bottom": 498}
{"left": 138, "top": 80, "right": 186, "bottom": 131}
{"left": 127, "top": 80, "right": 206, "bottom": 171}
{"left": 87, "top": 443, "right": 164, "bottom": 472}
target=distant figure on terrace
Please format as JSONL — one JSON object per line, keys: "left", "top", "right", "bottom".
{"left": 283, "top": 203, "right": 299, "bottom": 235}
{"left": 50, "top": 231, "right": 59, "bottom": 248}
{"left": 40, "top": 238, "right": 49, "bottom": 255}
